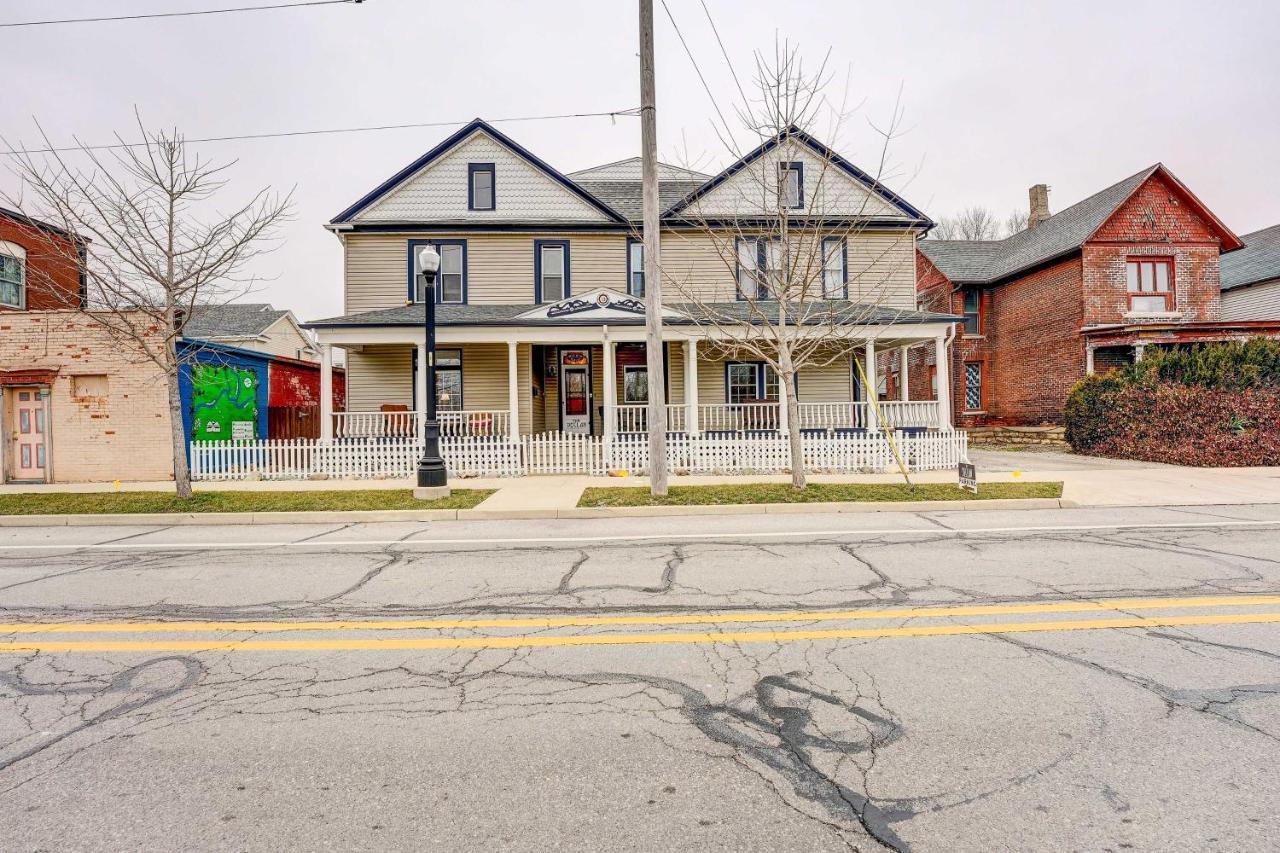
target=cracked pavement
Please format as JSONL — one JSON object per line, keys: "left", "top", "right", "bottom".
{"left": 1, "top": 503, "right": 1279, "bottom": 851}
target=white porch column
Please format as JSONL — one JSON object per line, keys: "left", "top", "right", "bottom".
{"left": 777, "top": 363, "right": 790, "bottom": 435}
{"left": 507, "top": 340, "right": 520, "bottom": 443}
{"left": 934, "top": 335, "right": 952, "bottom": 429}
{"left": 415, "top": 342, "right": 428, "bottom": 434}
{"left": 1085, "top": 343, "right": 1096, "bottom": 376}
{"left": 602, "top": 332, "right": 616, "bottom": 442}
{"left": 319, "top": 343, "right": 334, "bottom": 441}
{"left": 864, "top": 339, "right": 880, "bottom": 433}
{"left": 684, "top": 338, "right": 699, "bottom": 435}
{"left": 899, "top": 345, "right": 910, "bottom": 402}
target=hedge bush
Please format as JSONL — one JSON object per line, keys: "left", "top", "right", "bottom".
{"left": 1065, "top": 339, "right": 1280, "bottom": 466}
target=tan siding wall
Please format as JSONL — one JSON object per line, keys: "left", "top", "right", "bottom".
{"left": 345, "top": 345, "right": 413, "bottom": 411}
{"left": 695, "top": 351, "right": 852, "bottom": 404}
{"left": 256, "top": 319, "right": 317, "bottom": 361}
{"left": 343, "top": 229, "right": 918, "bottom": 313}
{"left": 455, "top": 343, "right": 508, "bottom": 410}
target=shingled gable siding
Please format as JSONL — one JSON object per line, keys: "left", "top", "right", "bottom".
{"left": 350, "top": 132, "right": 612, "bottom": 224}
{"left": 1082, "top": 174, "right": 1224, "bottom": 326}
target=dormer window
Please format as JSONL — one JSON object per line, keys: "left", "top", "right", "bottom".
{"left": 468, "top": 163, "right": 495, "bottom": 211}
{"left": 778, "top": 162, "right": 803, "bottom": 209}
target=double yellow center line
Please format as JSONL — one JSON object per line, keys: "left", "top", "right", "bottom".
{"left": 0, "top": 594, "right": 1276, "bottom": 652}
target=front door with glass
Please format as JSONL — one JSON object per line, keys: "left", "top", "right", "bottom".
{"left": 559, "top": 349, "right": 592, "bottom": 435}
{"left": 7, "top": 387, "right": 49, "bottom": 482}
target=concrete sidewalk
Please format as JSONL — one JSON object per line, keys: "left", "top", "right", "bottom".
{"left": 3, "top": 463, "right": 1280, "bottom": 512}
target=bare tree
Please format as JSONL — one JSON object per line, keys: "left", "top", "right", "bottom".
{"left": 930, "top": 205, "right": 1027, "bottom": 240}
{"left": 663, "top": 43, "right": 925, "bottom": 489}
{"left": 5, "top": 117, "right": 291, "bottom": 497}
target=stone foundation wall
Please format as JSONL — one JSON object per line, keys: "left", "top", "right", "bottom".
{"left": 967, "top": 425, "right": 1068, "bottom": 448}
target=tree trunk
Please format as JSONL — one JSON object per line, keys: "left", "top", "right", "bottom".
{"left": 166, "top": 357, "right": 193, "bottom": 499}
{"left": 785, "top": 369, "right": 806, "bottom": 490}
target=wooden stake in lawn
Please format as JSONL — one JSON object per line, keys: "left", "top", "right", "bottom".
{"left": 5, "top": 115, "right": 291, "bottom": 498}
{"left": 639, "top": 0, "right": 668, "bottom": 497}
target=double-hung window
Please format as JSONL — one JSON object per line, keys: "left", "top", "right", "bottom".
{"left": 627, "top": 240, "right": 645, "bottom": 297}
{"left": 1126, "top": 258, "right": 1173, "bottom": 312}
{"left": 623, "top": 366, "right": 648, "bottom": 403}
{"left": 737, "top": 238, "right": 780, "bottom": 300}
{"left": 536, "top": 240, "right": 569, "bottom": 302}
{"left": 821, "top": 237, "right": 846, "bottom": 298}
{"left": 468, "top": 163, "right": 495, "bottom": 211}
{"left": 726, "top": 362, "right": 780, "bottom": 404}
{"left": 963, "top": 290, "right": 981, "bottom": 335}
{"left": 0, "top": 243, "right": 26, "bottom": 309}
{"left": 410, "top": 240, "right": 466, "bottom": 304}
{"left": 436, "top": 349, "right": 463, "bottom": 411}
{"left": 778, "top": 162, "right": 803, "bottom": 209}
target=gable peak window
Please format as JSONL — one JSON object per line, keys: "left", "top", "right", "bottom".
{"left": 1126, "top": 257, "right": 1173, "bottom": 312}
{"left": 628, "top": 240, "right": 645, "bottom": 297}
{"left": 778, "top": 161, "right": 803, "bottom": 209}
{"left": 468, "top": 163, "right": 495, "bottom": 211}
{"left": 412, "top": 241, "right": 466, "bottom": 304}
{"left": 0, "top": 243, "right": 25, "bottom": 309}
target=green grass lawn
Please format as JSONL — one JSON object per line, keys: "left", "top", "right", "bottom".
{"left": 578, "top": 481, "right": 1063, "bottom": 508}
{"left": 0, "top": 489, "right": 494, "bottom": 515}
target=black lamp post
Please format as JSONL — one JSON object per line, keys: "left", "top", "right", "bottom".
{"left": 415, "top": 245, "right": 449, "bottom": 497}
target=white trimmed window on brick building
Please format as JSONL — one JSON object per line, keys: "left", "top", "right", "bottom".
{"left": 0, "top": 241, "right": 26, "bottom": 309}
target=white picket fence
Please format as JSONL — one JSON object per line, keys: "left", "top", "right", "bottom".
{"left": 192, "top": 429, "right": 968, "bottom": 482}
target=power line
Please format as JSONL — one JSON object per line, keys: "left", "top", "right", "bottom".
{"left": 658, "top": 0, "right": 736, "bottom": 148}
{"left": 699, "top": 0, "right": 749, "bottom": 110}
{"left": 4, "top": 108, "right": 641, "bottom": 156}
{"left": 0, "top": 0, "right": 362, "bottom": 28}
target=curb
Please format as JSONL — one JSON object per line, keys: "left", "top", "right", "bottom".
{"left": 0, "top": 498, "right": 1076, "bottom": 527}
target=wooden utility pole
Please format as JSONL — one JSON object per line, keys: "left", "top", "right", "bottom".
{"left": 639, "top": 0, "right": 668, "bottom": 495}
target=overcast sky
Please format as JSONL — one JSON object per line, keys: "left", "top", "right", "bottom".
{"left": 4, "top": 0, "right": 1277, "bottom": 320}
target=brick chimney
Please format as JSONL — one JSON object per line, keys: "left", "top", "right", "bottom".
{"left": 1028, "top": 183, "right": 1052, "bottom": 228}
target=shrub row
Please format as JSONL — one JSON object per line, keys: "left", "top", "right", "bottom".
{"left": 1065, "top": 339, "right": 1280, "bottom": 467}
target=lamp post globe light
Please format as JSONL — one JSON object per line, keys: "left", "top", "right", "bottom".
{"left": 414, "top": 245, "right": 450, "bottom": 499}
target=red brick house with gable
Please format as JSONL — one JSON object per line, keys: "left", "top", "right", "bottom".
{"left": 916, "top": 165, "right": 1280, "bottom": 427}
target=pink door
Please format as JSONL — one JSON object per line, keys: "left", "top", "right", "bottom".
{"left": 10, "top": 388, "right": 48, "bottom": 482}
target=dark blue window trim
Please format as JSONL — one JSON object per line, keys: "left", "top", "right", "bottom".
{"left": 467, "top": 163, "right": 495, "bottom": 211}
{"left": 735, "top": 237, "right": 779, "bottom": 301}
{"left": 407, "top": 238, "right": 468, "bottom": 304}
{"left": 822, "top": 236, "right": 848, "bottom": 299}
{"left": 723, "top": 361, "right": 789, "bottom": 403}
{"left": 626, "top": 237, "right": 644, "bottom": 297}
{"left": 779, "top": 161, "right": 804, "bottom": 209}
{"left": 534, "top": 239, "right": 571, "bottom": 303}
{"left": 411, "top": 347, "right": 464, "bottom": 410}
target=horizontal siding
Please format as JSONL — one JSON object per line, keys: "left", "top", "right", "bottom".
{"left": 345, "top": 345, "right": 413, "bottom": 411}
{"left": 343, "top": 229, "right": 918, "bottom": 313}
{"left": 1221, "top": 278, "right": 1280, "bottom": 321}
{"left": 697, "top": 351, "right": 854, "bottom": 404}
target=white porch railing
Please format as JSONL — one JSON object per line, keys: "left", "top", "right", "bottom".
{"left": 610, "top": 404, "right": 687, "bottom": 434}
{"left": 333, "top": 410, "right": 511, "bottom": 439}
{"left": 796, "top": 401, "right": 942, "bottom": 431}
{"left": 698, "top": 403, "right": 780, "bottom": 433}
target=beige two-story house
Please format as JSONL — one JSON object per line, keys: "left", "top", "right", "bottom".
{"left": 305, "top": 119, "right": 957, "bottom": 443}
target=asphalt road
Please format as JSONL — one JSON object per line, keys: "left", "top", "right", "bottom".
{"left": 2, "top": 504, "right": 1279, "bottom": 852}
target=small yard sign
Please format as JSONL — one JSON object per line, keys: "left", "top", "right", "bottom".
{"left": 958, "top": 462, "right": 978, "bottom": 494}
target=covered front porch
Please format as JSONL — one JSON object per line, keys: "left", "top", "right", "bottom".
{"left": 314, "top": 331, "right": 955, "bottom": 443}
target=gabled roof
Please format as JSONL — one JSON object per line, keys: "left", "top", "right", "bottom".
{"left": 329, "top": 119, "right": 627, "bottom": 225}
{"left": 185, "top": 303, "right": 292, "bottom": 339}
{"left": 1221, "top": 224, "right": 1280, "bottom": 291}
{"left": 567, "top": 157, "right": 710, "bottom": 181}
{"left": 661, "top": 125, "right": 932, "bottom": 224}
{"left": 919, "top": 164, "right": 1244, "bottom": 285}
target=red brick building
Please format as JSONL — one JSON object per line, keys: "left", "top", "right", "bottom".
{"left": 916, "top": 165, "right": 1280, "bottom": 427}
{"left": 0, "top": 207, "right": 85, "bottom": 312}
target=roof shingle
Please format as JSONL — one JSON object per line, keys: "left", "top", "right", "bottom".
{"left": 1221, "top": 224, "right": 1280, "bottom": 291}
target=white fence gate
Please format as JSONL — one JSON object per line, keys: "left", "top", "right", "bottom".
{"left": 191, "top": 430, "right": 968, "bottom": 481}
